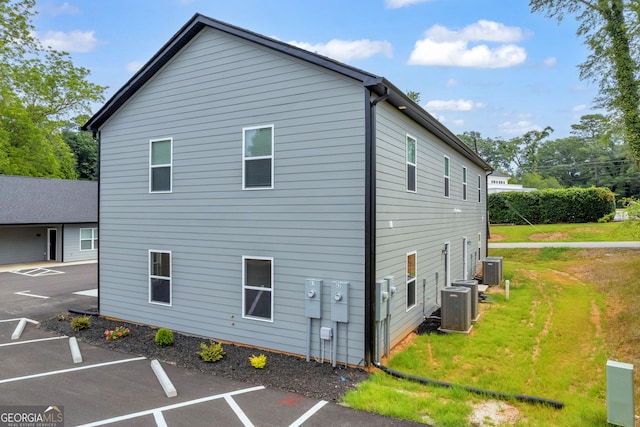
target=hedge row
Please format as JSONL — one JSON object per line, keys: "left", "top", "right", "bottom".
{"left": 488, "top": 187, "right": 615, "bottom": 225}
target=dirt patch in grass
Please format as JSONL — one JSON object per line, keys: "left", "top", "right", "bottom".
{"left": 529, "top": 232, "right": 570, "bottom": 241}
{"left": 469, "top": 400, "right": 521, "bottom": 426}
{"left": 489, "top": 233, "right": 506, "bottom": 241}
{"left": 574, "top": 227, "right": 604, "bottom": 234}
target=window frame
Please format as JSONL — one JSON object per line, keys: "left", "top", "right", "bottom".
{"left": 242, "top": 125, "right": 274, "bottom": 190}
{"left": 242, "top": 256, "right": 274, "bottom": 322}
{"left": 406, "top": 251, "right": 417, "bottom": 311}
{"left": 462, "top": 166, "right": 467, "bottom": 201}
{"left": 406, "top": 134, "right": 417, "bottom": 193}
{"left": 149, "top": 250, "right": 172, "bottom": 306}
{"left": 149, "top": 138, "right": 173, "bottom": 193}
{"left": 79, "top": 227, "right": 98, "bottom": 251}
{"left": 444, "top": 156, "right": 450, "bottom": 198}
{"left": 477, "top": 175, "right": 482, "bottom": 203}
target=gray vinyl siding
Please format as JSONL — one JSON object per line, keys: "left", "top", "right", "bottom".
{"left": 63, "top": 224, "right": 98, "bottom": 262}
{"left": 375, "top": 101, "right": 487, "bottom": 348}
{"left": 0, "top": 226, "right": 47, "bottom": 264}
{"left": 98, "top": 28, "right": 366, "bottom": 365}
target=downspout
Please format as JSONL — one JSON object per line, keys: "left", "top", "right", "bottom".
{"left": 485, "top": 171, "right": 493, "bottom": 256}
{"left": 95, "top": 130, "right": 101, "bottom": 315}
{"left": 364, "top": 87, "right": 388, "bottom": 366}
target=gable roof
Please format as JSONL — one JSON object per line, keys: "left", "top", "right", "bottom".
{"left": 83, "top": 13, "right": 490, "bottom": 171}
{"left": 0, "top": 175, "right": 97, "bottom": 225}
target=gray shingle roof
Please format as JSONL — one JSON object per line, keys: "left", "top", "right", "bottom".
{"left": 0, "top": 175, "right": 97, "bottom": 224}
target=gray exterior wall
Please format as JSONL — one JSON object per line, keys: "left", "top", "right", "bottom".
{"left": 63, "top": 224, "right": 98, "bottom": 262}
{"left": 375, "top": 101, "right": 487, "bottom": 348}
{"left": 98, "top": 28, "right": 367, "bottom": 365}
{"left": 0, "top": 226, "right": 48, "bottom": 264}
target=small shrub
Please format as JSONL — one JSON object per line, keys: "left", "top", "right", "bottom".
{"left": 56, "top": 312, "right": 69, "bottom": 321}
{"left": 155, "top": 328, "right": 174, "bottom": 347}
{"left": 70, "top": 316, "right": 91, "bottom": 331}
{"left": 249, "top": 354, "right": 267, "bottom": 369}
{"left": 104, "top": 326, "right": 130, "bottom": 341}
{"left": 197, "top": 341, "right": 225, "bottom": 362}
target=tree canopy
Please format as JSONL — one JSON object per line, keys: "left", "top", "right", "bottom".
{"left": 0, "top": 0, "right": 105, "bottom": 180}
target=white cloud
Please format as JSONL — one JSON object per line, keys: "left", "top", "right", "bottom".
{"left": 572, "top": 104, "right": 587, "bottom": 112}
{"left": 408, "top": 20, "right": 526, "bottom": 68}
{"left": 40, "top": 2, "right": 80, "bottom": 16}
{"left": 543, "top": 56, "right": 557, "bottom": 67}
{"left": 288, "top": 39, "right": 392, "bottom": 62}
{"left": 445, "top": 79, "right": 459, "bottom": 87}
{"left": 39, "top": 30, "right": 98, "bottom": 53}
{"left": 498, "top": 120, "right": 541, "bottom": 135}
{"left": 126, "top": 61, "right": 145, "bottom": 73}
{"left": 424, "top": 99, "right": 484, "bottom": 111}
{"left": 385, "top": 0, "right": 434, "bottom": 8}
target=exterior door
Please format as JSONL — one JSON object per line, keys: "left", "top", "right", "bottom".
{"left": 47, "top": 228, "right": 57, "bottom": 261}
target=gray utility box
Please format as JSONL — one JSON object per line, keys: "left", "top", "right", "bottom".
{"left": 483, "top": 256, "right": 503, "bottom": 286}
{"left": 452, "top": 279, "right": 479, "bottom": 322}
{"left": 440, "top": 286, "right": 472, "bottom": 333}
{"left": 606, "top": 360, "right": 635, "bottom": 427}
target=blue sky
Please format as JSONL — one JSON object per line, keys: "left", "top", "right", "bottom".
{"left": 33, "top": 0, "right": 598, "bottom": 140}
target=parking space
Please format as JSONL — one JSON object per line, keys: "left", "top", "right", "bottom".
{"left": 0, "top": 264, "right": 422, "bottom": 426}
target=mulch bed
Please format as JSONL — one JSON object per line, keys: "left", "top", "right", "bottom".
{"left": 40, "top": 313, "right": 370, "bottom": 402}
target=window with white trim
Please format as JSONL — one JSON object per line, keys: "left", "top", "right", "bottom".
{"left": 80, "top": 228, "right": 98, "bottom": 251}
{"left": 150, "top": 138, "right": 172, "bottom": 193}
{"left": 149, "top": 250, "right": 171, "bottom": 305}
{"left": 444, "top": 156, "right": 450, "bottom": 197}
{"left": 406, "top": 135, "right": 417, "bottom": 192}
{"left": 243, "top": 125, "right": 274, "bottom": 189}
{"left": 477, "top": 175, "right": 482, "bottom": 202}
{"left": 242, "top": 256, "right": 273, "bottom": 321}
{"left": 407, "top": 251, "right": 417, "bottom": 310}
{"left": 462, "top": 166, "right": 467, "bottom": 200}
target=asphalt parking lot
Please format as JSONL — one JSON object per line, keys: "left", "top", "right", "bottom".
{"left": 0, "top": 263, "right": 424, "bottom": 426}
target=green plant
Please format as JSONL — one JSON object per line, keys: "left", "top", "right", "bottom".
{"left": 197, "top": 341, "right": 225, "bottom": 362}
{"left": 104, "top": 326, "right": 130, "bottom": 341}
{"left": 249, "top": 353, "right": 267, "bottom": 369}
{"left": 70, "top": 316, "right": 91, "bottom": 331}
{"left": 56, "top": 312, "right": 69, "bottom": 321}
{"left": 154, "top": 328, "right": 174, "bottom": 347}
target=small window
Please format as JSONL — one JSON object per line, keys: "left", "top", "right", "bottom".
{"left": 80, "top": 228, "right": 98, "bottom": 251}
{"left": 407, "top": 252, "right": 417, "bottom": 310}
{"left": 150, "top": 138, "right": 172, "bottom": 193}
{"left": 444, "top": 156, "right": 450, "bottom": 197}
{"left": 462, "top": 167, "right": 467, "bottom": 201}
{"left": 242, "top": 256, "right": 273, "bottom": 321}
{"left": 149, "top": 250, "right": 171, "bottom": 306}
{"left": 406, "top": 135, "right": 417, "bottom": 192}
{"left": 477, "top": 175, "right": 482, "bottom": 203}
{"left": 243, "top": 125, "right": 274, "bottom": 189}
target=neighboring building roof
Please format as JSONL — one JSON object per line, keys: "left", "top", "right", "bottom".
{"left": 82, "top": 13, "right": 491, "bottom": 172}
{"left": 0, "top": 175, "right": 97, "bottom": 225}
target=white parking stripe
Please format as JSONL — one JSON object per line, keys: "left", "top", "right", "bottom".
{"left": 76, "top": 386, "right": 265, "bottom": 427}
{"left": 0, "top": 336, "right": 67, "bottom": 347}
{"left": 0, "top": 356, "right": 146, "bottom": 384}
{"left": 289, "top": 400, "right": 328, "bottom": 427}
{"left": 153, "top": 411, "right": 168, "bottom": 427}
{"left": 224, "top": 395, "right": 254, "bottom": 427}
{"left": 0, "top": 318, "right": 39, "bottom": 324}
{"left": 14, "top": 290, "right": 49, "bottom": 299}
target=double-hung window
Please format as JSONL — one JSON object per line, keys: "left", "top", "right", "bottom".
{"left": 150, "top": 138, "right": 172, "bottom": 193}
{"left": 444, "top": 156, "right": 450, "bottom": 197}
{"left": 407, "top": 251, "right": 417, "bottom": 310}
{"left": 477, "top": 175, "right": 482, "bottom": 203}
{"left": 406, "top": 135, "right": 417, "bottom": 192}
{"left": 462, "top": 166, "right": 467, "bottom": 200}
{"left": 149, "top": 250, "right": 171, "bottom": 306}
{"left": 242, "top": 256, "right": 273, "bottom": 321}
{"left": 243, "top": 125, "right": 274, "bottom": 189}
{"left": 80, "top": 228, "right": 98, "bottom": 251}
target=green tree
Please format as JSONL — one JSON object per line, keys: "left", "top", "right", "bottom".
{"left": 0, "top": 0, "right": 105, "bottom": 179}
{"left": 510, "top": 126, "right": 554, "bottom": 179}
{"left": 406, "top": 91, "right": 421, "bottom": 103}
{"left": 458, "top": 131, "right": 518, "bottom": 175}
{"left": 520, "top": 172, "right": 563, "bottom": 189}
{"left": 62, "top": 123, "right": 98, "bottom": 180}
{"left": 530, "top": 0, "right": 640, "bottom": 164}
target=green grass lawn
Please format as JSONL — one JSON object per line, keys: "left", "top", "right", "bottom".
{"left": 342, "top": 245, "right": 640, "bottom": 426}
{"left": 489, "top": 222, "right": 636, "bottom": 242}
